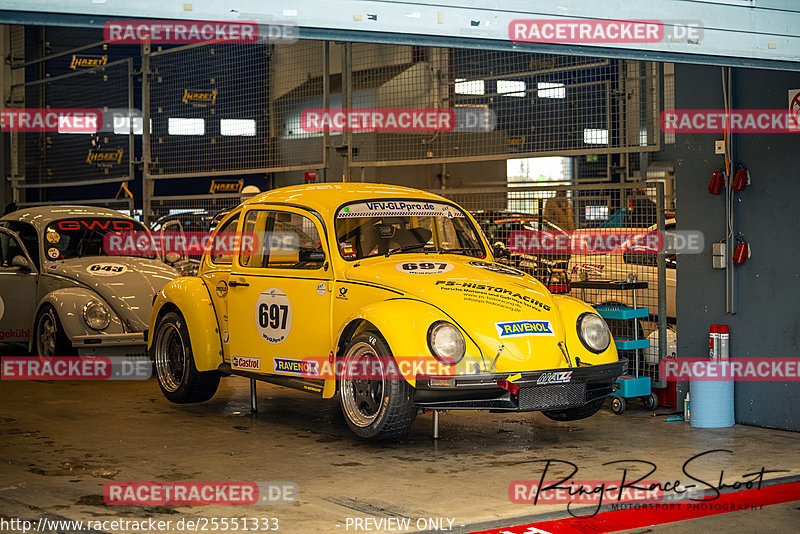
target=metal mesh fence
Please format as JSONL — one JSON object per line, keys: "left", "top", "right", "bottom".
{"left": 349, "top": 47, "right": 660, "bottom": 167}
{"left": 147, "top": 41, "right": 325, "bottom": 178}
{"left": 148, "top": 193, "right": 256, "bottom": 229}
{"left": 437, "top": 183, "right": 669, "bottom": 386}
{"left": 8, "top": 59, "right": 133, "bottom": 188}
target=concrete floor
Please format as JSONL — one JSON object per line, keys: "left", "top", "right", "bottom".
{"left": 1, "top": 366, "right": 799, "bottom": 534}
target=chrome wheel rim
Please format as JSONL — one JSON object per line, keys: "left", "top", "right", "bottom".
{"left": 154, "top": 322, "right": 186, "bottom": 393}
{"left": 340, "top": 342, "right": 386, "bottom": 427}
{"left": 37, "top": 312, "right": 57, "bottom": 357}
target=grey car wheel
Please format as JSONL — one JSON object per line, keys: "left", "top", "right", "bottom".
{"left": 152, "top": 311, "right": 220, "bottom": 403}
{"left": 35, "top": 306, "right": 74, "bottom": 357}
{"left": 339, "top": 332, "right": 416, "bottom": 440}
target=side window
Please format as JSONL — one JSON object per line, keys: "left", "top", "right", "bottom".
{"left": 240, "top": 210, "right": 325, "bottom": 270}
{"left": 210, "top": 214, "right": 240, "bottom": 264}
{"left": 0, "top": 232, "right": 24, "bottom": 268}
{"left": 3, "top": 221, "right": 39, "bottom": 267}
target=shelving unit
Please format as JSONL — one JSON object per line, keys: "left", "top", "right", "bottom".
{"left": 571, "top": 279, "right": 658, "bottom": 414}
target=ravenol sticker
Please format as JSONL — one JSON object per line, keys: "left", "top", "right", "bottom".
{"left": 232, "top": 356, "right": 260, "bottom": 370}
{"left": 273, "top": 358, "right": 319, "bottom": 376}
{"left": 495, "top": 320, "right": 555, "bottom": 338}
{"left": 537, "top": 371, "right": 573, "bottom": 385}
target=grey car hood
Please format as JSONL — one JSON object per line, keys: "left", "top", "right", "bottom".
{"left": 44, "top": 256, "right": 179, "bottom": 332}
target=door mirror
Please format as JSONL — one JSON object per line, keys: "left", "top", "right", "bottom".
{"left": 11, "top": 255, "right": 31, "bottom": 270}
{"left": 493, "top": 241, "right": 509, "bottom": 259}
{"left": 165, "top": 252, "right": 182, "bottom": 264}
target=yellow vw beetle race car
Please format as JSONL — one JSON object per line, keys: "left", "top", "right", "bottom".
{"left": 149, "top": 184, "right": 625, "bottom": 440}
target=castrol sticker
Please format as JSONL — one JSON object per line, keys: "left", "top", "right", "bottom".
{"left": 232, "top": 356, "right": 260, "bottom": 370}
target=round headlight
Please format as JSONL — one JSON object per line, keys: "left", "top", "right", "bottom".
{"left": 577, "top": 313, "right": 611, "bottom": 353}
{"left": 427, "top": 321, "right": 466, "bottom": 365}
{"left": 83, "top": 302, "right": 111, "bottom": 330}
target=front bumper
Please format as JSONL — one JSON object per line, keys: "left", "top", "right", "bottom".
{"left": 414, "top": 359, "right": 627, "bottom": 412}
{"left": 71, "top": 332, "right": 148, "bottom": 357}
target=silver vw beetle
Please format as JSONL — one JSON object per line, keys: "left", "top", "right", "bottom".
{"left": 0, "top": 206, "right": 178, "bottom": 356}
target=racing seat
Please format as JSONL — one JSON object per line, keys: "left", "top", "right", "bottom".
{"left": 358, "top": 223, "right": 433, "bottom": 256}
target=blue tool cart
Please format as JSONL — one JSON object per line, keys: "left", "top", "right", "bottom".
{"left": 570, "top": 279, "right": 658, "bottom": 414}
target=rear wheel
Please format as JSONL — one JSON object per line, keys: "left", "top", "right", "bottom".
{"left": 152, "top": 311, "right": 219, "bottom": 403}
{"left": 542, "top": 397, "right": 605, "bottom": 421}
{"left": 339, "top": 332, "right": 416, "bottom": 440}
{"left": 35, "top": 306, "right": 74, "bottom": 357}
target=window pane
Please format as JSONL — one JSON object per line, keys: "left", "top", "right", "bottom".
{"left": 168, "top": 118, "right": 205, "bottom": 136}
{"left": 220, "top": 119, "right": 256, "bottom": 136}
{"left": 240, "top": 211, "right": 325, "bottom": 270}
{"left": 211, "top": 215, "right": 239, "bottom": 264}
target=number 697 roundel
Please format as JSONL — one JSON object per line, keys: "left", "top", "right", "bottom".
{"left": 148, "top": 184, "right": 625, "bottom": 441}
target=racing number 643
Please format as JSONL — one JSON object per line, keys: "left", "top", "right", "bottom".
{"left": 259, "top": 303, "right": 288, "bottom": 330}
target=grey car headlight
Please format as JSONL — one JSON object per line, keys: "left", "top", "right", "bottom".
{"left": 83, "top": 301, "right": 111, "bottom": 330}
{"left": 577, "top": 312, "right": 611, "bottom": 353}
{"left": 427, "top": 321, "right": 466, "bottom": 365}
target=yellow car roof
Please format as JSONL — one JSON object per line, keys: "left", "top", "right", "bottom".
{"left": 244, "top": 183, "right": 454, "bottom": 220}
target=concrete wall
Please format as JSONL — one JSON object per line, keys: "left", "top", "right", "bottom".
{"left": 674, "top": 63, "right": 800, "bottom": 431}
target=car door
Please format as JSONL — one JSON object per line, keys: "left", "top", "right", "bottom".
{"left": 0, "top": 227, "right": 39, "bottom": 342}
{"left": 227, "top": 207, "right": 332, "bottom": 385}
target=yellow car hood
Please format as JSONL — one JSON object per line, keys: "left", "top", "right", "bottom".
{"left": 344, "top": 255, "right": 571, "bottom": 372}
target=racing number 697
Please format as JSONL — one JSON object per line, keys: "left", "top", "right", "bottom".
{"left": 259, "top": 303, "right": 288, "bottom": 329}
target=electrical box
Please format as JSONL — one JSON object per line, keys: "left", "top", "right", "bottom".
{"left": 715, "top": 140, "right": 725, "bottom": 155}
{"left": 713, "top": 242, "right": 726, "bottom": 269}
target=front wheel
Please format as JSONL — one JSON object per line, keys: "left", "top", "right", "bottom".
{"left": 339, "top": 332, "right": 416, "bottom": 440}
{"left": 542, "top": 397, "right": 605, "bottom": 421}
{"left": 152, "top": 311, "right": 220, "bottom": 403}
{"left": 35, "top": 306, "right": 75, "bottom": 357}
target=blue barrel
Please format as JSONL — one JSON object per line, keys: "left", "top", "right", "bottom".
{"left": 690, "top": 362, "right": 735, "bottom": 428}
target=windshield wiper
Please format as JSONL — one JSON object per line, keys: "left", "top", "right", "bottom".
{"left": 440, "top": 247, "right": 483, "bottom": 256}
{"left": 385, "top": 243, "right": 435, "bottom": 257}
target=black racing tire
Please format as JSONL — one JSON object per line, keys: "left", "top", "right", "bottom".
{"left": 339, "top": 332, "right": 416, "bottom": 441}
{"left": 542, "top": 397, "right": 605, "bottom": 422}
{"left": 151, "top": 311, "right": 220, "bottom": 403}
{"left": 35, "top": 305, "right": 75, "bottom": 357}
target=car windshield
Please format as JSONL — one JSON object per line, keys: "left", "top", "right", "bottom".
{"left": 43, "top": 218, "right": 156, "bottom": 261}
{"left": 335, "top": 200, "right": 485, "bottom": 260}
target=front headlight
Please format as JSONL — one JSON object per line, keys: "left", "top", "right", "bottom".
{"left": 83, "top": 301, "right": 111, "bottom": 330}
{"left": 577, "top": 313, "right": 611, "bottom": 353}
{"left": 427, "top": 321, "right": 466, "bottom": 365}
